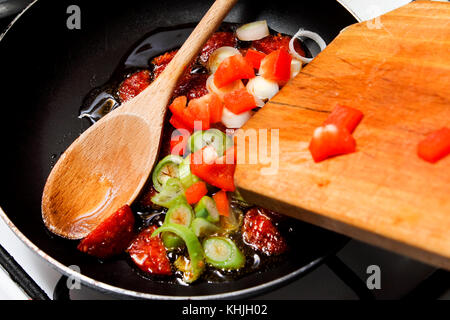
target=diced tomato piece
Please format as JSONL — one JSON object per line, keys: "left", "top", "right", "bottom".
{"left": 153, "top": 50, "right": 208, "bottom": 100}
{"left": 170, "top": 130, "right": 190, "bottom": 156}
{"left": 152, "top": 50, "right": 178, "bottom": 78}
{"left": 323, "top": 104, "right": 364, "bottom": 134}
{"left": 242, "top": 208, "right": 287, "bottom": 255}
{"left": 245, "top": 49, "right": 267, "bottom": 69}
{"left": 169, "top": 95, "right": 211, "bottom": 131}
{"left": 208, "top": 152, "right": 236, "bottom": 191}
{"left": 199, "top": 31, "right": 237, "bottom": 64}
{"left": 168, "top": 96, "right": 193, "bottom": 131}
{"left": 214, "top": 54, "right": 255, "bottom": 88}
{"left": 128, "top": 225, "right": 172, "bottom": 276}
{"left": 259, "top": 48, "right": 292, "bottom": 83}
{"left": 185, "top": 181, "right": 208, "bottom": 204}
{"left": 118, "top": 70, "right": 151, "bottom": 103}
{"left": 77, "top": 205, "right": 135, "bottom": 259}
{"left": 213, "top": 190, "right": 230, "bottom": 217}
{"left": 152, "top": 50, "right": 177, "bottom": 66}
{"left": 223, "top": 88, "right": 257, "bottom": 114}
{"left": 169, "top": 115, "right": 192, "bottom": 133}
{"left": 169, "top": 96, "right": 188, "bottom": 118}
{"left": 207, "top": 77, "right": 245, "bottom": 101}
{"left": 174, "top": 73, "right": 209, "bottom": 101}
{"left": 252, "top": 33, "right": 305, "bottom": 56}
{"left": 190, "top": 148, "right": 236, "bottom": 191}
{"left": 188, "top": 93, "right": 223, "bottom": 124}
{"left": 187, "top": 97, "right": 211, "bottom": 130}
{"left": 309, "top": 124, "right": 356, "bottom": 162}
{"left": 417, "top": 127, "right": 450, "bottom": 163}
{"left": 207, "top": 93, "right": 224, "bottom": 124}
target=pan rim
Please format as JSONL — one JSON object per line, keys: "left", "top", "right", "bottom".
{"left": 0, "top": 0, "right": 352, "bottom": 299}
{"left": 0, "top": 206, "right": 343, "bottom": 299}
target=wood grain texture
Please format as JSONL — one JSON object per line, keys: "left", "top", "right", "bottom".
{"left": 235, "top": 1, "right": 450, "bottom": 269}
{"left": 42, "top": 0, "right": 238, "bottom": 239}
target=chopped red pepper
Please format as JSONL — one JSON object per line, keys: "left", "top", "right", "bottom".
{"left": 170, "top": 130, "right": 190, "bottom": 156}
{"left": 213, "top": 190, "right": 230, "bottom": 217}
{"left": 169, "top": 96, "right": 188, "bottom": 117}
{"left": 168, "top": 95, "right": 211, "bottom": 131}
{"left": 188, "top": 93, "right": 223, "bottom": 125}
{"left": 208, "top": 78, "right": 245, "bottom": 101}
{"left": 417, "top": 127, "right": 450, "bottom": 163}
{"left": 169, "top": 96, "right": 192, "bottom": 131}
{"left": 309, "top": 124, "right": 356, "bottom": 162}
{"left": 128, "top": 225, "right": 172, "bottom": 276}
{"left": 186, "top": 97, "right": 211, "bottom": 130}
{"left": 259, "top": 48, "right": 292, "bottom": 83}
{"left": 207, "top": 93, "right": 224, "bottom": 124}
{"left": 245, "top": 49, "right": 267, "bottom": 69}
{"left": 185, "top": 181, "right": 208, "bottom": 204}
{"left": 190, "top": 147, "right": 236, "bottom": 191}
{"left": 118, "top": 70, "right": 151, "bottom": 103}
{"left": 323, "top": 104, "right": 364, "bottom": 134}
{"left": 223, "top": 88, "right": 257, "bottom": 114}
{"left": 214, "top": 54, "right": 255, "bottom": 88}
{"left": 169, "top": 115, "right": 192, "bottom": 133}
{"left": 77, "top": 205, "right": 135, "bottom": 259}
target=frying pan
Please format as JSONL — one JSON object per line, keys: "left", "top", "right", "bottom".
{"left": 0, "top": 0, "right": 356, "bottom": 299}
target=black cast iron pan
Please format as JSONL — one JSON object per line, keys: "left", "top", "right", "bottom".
{"left": 0, "top": 0, "right": 356, "bottom": 299}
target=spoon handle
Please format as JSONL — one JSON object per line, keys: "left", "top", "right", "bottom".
{"left": 157, "top": 0, "right": 238, "bottom": 85}
{"left": 133, "top": 0, "right": 238, "bottom": 109}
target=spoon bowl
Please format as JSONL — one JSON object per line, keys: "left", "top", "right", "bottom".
{"left": 42, "top": 112, "right": 158, "bottom": 239}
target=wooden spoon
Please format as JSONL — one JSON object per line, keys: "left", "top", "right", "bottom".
{"left": 42, "top": 0, "right": 238, "bottom": 239}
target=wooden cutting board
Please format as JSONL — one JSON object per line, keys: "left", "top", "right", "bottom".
{"left": 235, "top": 1, "right": 450, "bottom": 269}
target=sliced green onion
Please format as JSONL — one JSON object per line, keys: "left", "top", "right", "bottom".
{"left": 152, "top": 224, "right": 205, "bottom": 283}
{"left": 188, "top": 129, "right": 233, "bottom": 156}
{"left": 203, "top": 237, "right": 245, "bottom": 270}
{"left": 152, "top": 155, "right": 183, "bottom": 192}
{"left": 162, "top": 202, "right": 195, "bottom": 249}
{"left": 191, "top": 217, "right": 220, "bottom": 238}
{"left": 151, "top": 178, "right": 185, "bottom": 208}
{"left": 165, "top": 202, "right": 194, "bottom": 226}
{"left": 178, "top": 155, "right": 200, "bottom": 189}
{"left": 194, "top": 196, "right": 220, "bottom": 223}
{"left": 195, "top": 207, "right": 208, "bottom": 220}
{"left": 161, "top": 232, "right": 184, "bottom": 250}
